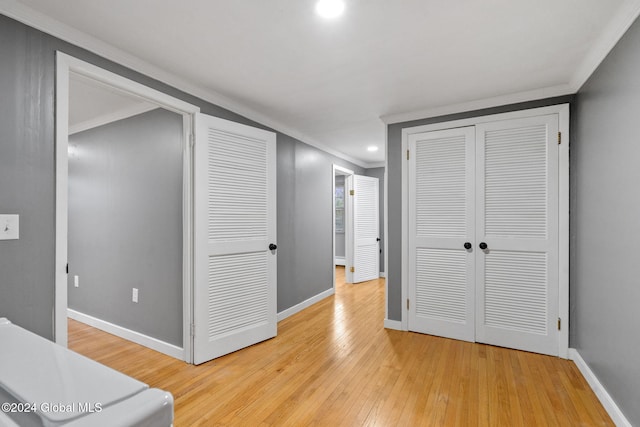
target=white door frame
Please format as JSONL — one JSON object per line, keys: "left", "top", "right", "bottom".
{"left": 55, "top": 52, "right": 200, "bottom": 362}
{"left": 400, "top": 103, "right": 570, "bottom": 358}
{"left": 332, "top": 164, "right": 354, "bottom": 290}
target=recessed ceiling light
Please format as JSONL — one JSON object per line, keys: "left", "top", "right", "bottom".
{"left": 315, "top": 0, "right": 345, "bottom": 19}
{"left": 367, "top": 146, "right": 379, "bottom": 152}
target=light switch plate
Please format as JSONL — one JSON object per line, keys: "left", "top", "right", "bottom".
{"left": 0, "top": 215, "right": 19, "bottom": 240}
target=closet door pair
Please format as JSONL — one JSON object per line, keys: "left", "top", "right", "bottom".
{"left": 408, "top": 114, "right": 559, "bottom": 356}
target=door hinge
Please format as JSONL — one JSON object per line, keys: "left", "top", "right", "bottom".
{"left": 191, "top": 324, "right": 195, "bottom": 336}
{"left": 349, "top": 189, "right": 354, "bottom": 196}
{"left": 189, "top": 133, "right": 195, "bottom": 148}
{"left": 406, "top": 299, "right": 410, "bottom": 310}
{"left": 558, "top": 132, "right": 561, "bottom": 145}
{"left": 66, "top": 263, "right": 69, "bottom": 274}
{"left": 350, "top": 266, "right": 355, "bottom": 273}
{"left": 406, "top": 149, "right": 410, "bottom": 160}
{"left": 557, "top": 318, "right": 561, "bottom": 331}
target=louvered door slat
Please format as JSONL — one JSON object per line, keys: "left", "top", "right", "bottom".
{"left": 484, "top": 125, "right": 548, "bottom": 238}
{"left": 415, "top": 249, "right": 467, "bottom": 322}
{"left": 415, "top": 135, "right": 467, "bottom": 237}
{"left": 484, "top": 251, "right": 548, "bottom": 334}
{"left": 208, "top": 128, "right": 267, "bottom": 242}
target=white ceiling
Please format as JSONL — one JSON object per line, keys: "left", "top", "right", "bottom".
{"left": 5, "top": 0, "right": 640, "bottom": 166}
{"left": 69, "top": 73, "right": 156, "bottom": 135}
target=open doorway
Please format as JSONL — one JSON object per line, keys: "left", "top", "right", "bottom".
{"left": 55, "top": 53, "right": 200, "bottom": 362}
{"left": 332, "top": 165, "right": 354, "bottom": 290}
{"left": 67, "top": 74, "right": 184, "bottom": 357}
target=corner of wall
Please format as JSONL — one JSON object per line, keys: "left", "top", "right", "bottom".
{"left": 569, "top": 348, "right": 632, "bottom": 427}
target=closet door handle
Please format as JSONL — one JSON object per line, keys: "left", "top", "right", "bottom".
{"left": 269, "top": 243, "right": 277, "bottom": 251}
{"left": 463, "top": 242, "right": 472, "bottom": 250}
{"left": 479, "top": 242, "right": 488, "bottom": 250}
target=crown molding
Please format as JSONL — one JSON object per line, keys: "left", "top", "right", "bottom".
{"left": 365, "top": 161, "right": 386, "bottom": 169}
{"left": 381, "top": 1, "right": 640, "bottom": 126}
{"left": 380, "top": 84, "right": 572, "bottom": 125}
{"left": 0, "top": 0, "right": 370, "bottom": 168}
{"left": 569, "top": 0, "right": 640, "bottom": 91}
{"left": 10, "top": 0, "right": 635, "bottom": 164}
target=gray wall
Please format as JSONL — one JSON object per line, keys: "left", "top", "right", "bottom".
{"left": 68, "top": 108, "right": 183, "bottom": 346}
{"left": 386, "top": 94, "right": 574, "bottom": 321}
{"left": 572, "top": 14, "right": 640, "bottom": 425}
{"left": 335, "top": 175, "right": 345, "bottom": 259}
{"left": 364, "top": 167, "right": 385, "bottom": 273}
{"left": 0, "top": 14, "right": 364, "bottom": 338}
{"left": 0, "top": 16, "right": 55, "bottom": 339}
{"left": 276, "top": 136, "right": 364, "bottom": 311}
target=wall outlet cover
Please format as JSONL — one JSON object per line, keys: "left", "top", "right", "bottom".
{"left": 0, "top": 215, "right": 19, "bottom": 240}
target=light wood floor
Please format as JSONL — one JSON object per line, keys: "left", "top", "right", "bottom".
{"left": 68, "top": 267, "right": 613, "bottom": 426}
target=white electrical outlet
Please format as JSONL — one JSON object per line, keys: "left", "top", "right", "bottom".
{"left": 74, "top": 275, "right": 79, "bottom": 288}
{"left": 132, "top": 288, "right": 138, "bottom": 303}
{"left": 0, "top": 215, "right": 19, "bottom": 240}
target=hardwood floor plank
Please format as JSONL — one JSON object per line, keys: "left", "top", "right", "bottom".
{"left": 68, "top": 267, "right": 614, "bottom": 426}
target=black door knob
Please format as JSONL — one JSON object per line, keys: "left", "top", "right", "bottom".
{"left": 269, "top": 243, "right": 277, "bottom": 251}
{"left": 376, "top": 237, "right": 381, "bottom": 242}
{"left": 464, "top": 242, "right": 472, "bottom": 250}
{"left": 479, "top": 242, "right": 488, "bottom": 250}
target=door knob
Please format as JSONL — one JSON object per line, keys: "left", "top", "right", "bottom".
{"left": 464, "top": 242, "right": 472, "bottom": 250}
{"left": 479, "top": 242, "right": 488, "bottom": 250}
{"left": 376, "top": 237, "right": 381, "bottom": 242}
{"left": 269, "top": 243, "right": 277, "bottom": 251}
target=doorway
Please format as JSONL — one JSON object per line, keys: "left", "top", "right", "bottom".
{"left": 55, "top": 52, "right": 200, "bottom": 361}
{"left": 67, "top": 85, "right": 184, "bottom": 358}
{"left": 333, "top": 165, "right": 354, "bottom": 290}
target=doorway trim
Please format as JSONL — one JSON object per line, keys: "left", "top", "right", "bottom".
{"left": 332, "top": 165, "right": 354, "bottom": 290}
{"left": 400, "top": 103, "right": 569, "bottom": 358}
{"left": 55, "top": 52, "right": 200, "bottom": 362}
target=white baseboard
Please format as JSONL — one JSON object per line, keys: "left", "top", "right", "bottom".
{"left": 569, "top": 348, "right": 631, "bottom": 427}
{"left": 384, "top": 319, "right": 402, "bottom": 330}
{"left": 335, "top": 257, "right": 346, "bottom": 266}
{"left": 379, "top": 272, "right": 386, "bottom": 278}
{"left": 67, "top": 309, "right": 184, "bottom": 360}
{"left": 277, "top": 288, "right": 335, "bottom": 322}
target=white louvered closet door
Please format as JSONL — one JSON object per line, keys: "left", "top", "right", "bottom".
{"left": 348, "top": 175, "right": 380, "bottom": 283}
{"left": 475, "top": 115, "right": 559, "bottom": 356}
{"left": 408, "top": 127, "right": 476, "bottom": 342}
{"left": 193, "top": 114, "right": 277, "bottom": 365}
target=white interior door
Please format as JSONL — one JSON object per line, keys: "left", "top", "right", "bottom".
{"left": 408, "top": 127, "right": 476, "bottom": 341}
{"left": 193, "top": 113, "right": 277, "bottom": 365}
{"left": 346, "top": 175, "right": 379, "bottom": 283}
{"left": 475, "top": 114, "right": 559, "bottom": 356}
